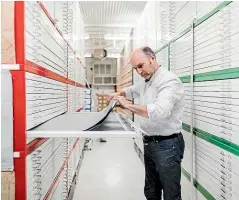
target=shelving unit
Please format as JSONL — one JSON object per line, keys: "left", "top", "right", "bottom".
{"left": 132, "top": 1, "right": 239, "bottom": 200}
{"left": 93, "top": 75, "right": 117, "bottom": 86}
{"left": 4, "top": 2, "right": 86, "bottom": 200}
{"left": 2, "top": 1, "right": 239, "bottom": 200}
{"left": 92, "top": 63, "right": 117, "bottom": 86}
{"left": 116, "top": 30, "right": 134, "bottom": 119}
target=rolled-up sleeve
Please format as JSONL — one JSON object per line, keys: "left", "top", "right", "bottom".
{"left": 147, "top": 79, "right": 184, "bottom": 121}
{"left": 122, "top": 82, "right": 141, "bottom": 100}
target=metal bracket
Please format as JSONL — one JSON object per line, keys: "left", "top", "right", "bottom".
{"left": 14, "top": 152, "right": 20, "bottom": 158}
{"left": 1, "top": 64, "right": 20, "bottom": 70}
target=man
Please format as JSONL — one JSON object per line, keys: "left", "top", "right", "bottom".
{"left": 107, "top": 46, "right": 185, "bottom": 200}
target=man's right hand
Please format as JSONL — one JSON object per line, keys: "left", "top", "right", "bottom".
{"left": 106, "top": 91, "right": 126, "bottom": 103}
{"left": 106, "top": 94, "right": 115, "bottom": 102}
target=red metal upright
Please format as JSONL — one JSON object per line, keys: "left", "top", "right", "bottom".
{"left": 11, "top": 1, "right": 27, "bottom": 200}
{"left": 14, "top": 1, "right": 25, "bottom": 67}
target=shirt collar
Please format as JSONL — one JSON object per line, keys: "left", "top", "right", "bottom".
{"left": 145, "top": 65, "right": 162, "bottom": 83}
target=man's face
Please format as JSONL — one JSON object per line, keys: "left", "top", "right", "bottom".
{"left": 131, "top": 51, "right": 155, "bottom": 80}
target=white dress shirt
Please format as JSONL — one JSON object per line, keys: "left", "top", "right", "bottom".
{"left": 123, "top": 67, "right": 185, "bottom": 136}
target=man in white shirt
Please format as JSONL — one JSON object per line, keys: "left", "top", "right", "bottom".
{"left": 107, "top": 46, "right": 185, "bottom": 200}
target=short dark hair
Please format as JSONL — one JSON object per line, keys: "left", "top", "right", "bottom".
{"left": 141, "top": 46, "right": 156, "bottom": 59}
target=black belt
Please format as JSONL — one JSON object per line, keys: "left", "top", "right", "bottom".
{"left": 143, "top": 133, "right": 180, "bottom": 142}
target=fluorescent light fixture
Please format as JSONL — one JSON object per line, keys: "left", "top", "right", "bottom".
{"left": 104, "top": 34, "right": 129, "bottom": 40}
{"left": 84, "top": 53, "right": 91, "bottom": 57}
{"left": 107, "top": 53, "right": 121, "bottom": 58}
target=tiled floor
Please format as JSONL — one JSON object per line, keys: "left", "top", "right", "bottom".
{"left": 73, "top": 138, "right": 146, "bottom": 200}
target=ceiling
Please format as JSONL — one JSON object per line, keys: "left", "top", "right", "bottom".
{"left": 78, "top": 1, "right": 146, "bottom": 58}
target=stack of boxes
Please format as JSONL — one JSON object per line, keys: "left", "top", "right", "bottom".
{"left": 96, "top": 94, "right": 117, "bottom": 112}
{"left": 96, "top": 94, "right": 108, "bottom": 112}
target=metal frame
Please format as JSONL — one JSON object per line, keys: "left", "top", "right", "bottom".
{"left": 190, "top": 20, "right": 196, "bottom": 200}
{"left": 11, "top": 2, "right": 27, "bottom": 199}
{"left": 11, "top": 2, "right": 86, "bottom": 199}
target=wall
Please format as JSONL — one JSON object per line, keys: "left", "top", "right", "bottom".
{"left": 1, "top": 1, "right": 15, "bottom": 64}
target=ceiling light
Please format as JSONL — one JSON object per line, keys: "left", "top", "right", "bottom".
{"left": 84, "top": 53, "right": 91, "bottom": 57}
{"left": 104, "top": 36, "right": 128, "bottom": 40}
{"left": 107, "top": 53, "right": 121, "bottom": 58}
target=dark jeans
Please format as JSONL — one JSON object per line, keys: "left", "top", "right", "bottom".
{"left": 143, "top": 133, "right": 185, "bottom": 200}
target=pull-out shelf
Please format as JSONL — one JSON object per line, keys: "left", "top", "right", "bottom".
{"left": 27, "top": 112, "right": 137, "bottom": 138}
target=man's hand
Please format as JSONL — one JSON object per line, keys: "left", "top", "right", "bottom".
{"left": 106, "top": 91, "right": 126, "bottom": 103}
{"left": 113, "top": 96, "right": 130, "bottom": 109}
{"left": 106, "top": 94, "right": 115, "bottom": 102}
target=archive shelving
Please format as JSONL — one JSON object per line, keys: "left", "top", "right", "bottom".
{"left": 2, "top": 1, "right": 239, "bottom": 200}
{"left": 117, "top": 30, "right": 134, "bottom": 119}
{"left": 132, "top": 1, "right": 239, "bottom": 200}
{"left": 5, "top": 2, "right": 86, "bottom": 200}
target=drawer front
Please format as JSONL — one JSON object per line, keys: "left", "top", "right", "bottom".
{"left": 27, "top": 101, "right": 66, "bottom": 115}
{"left": 27, "top": 104, "right": 66, "bottom": 122}
{"left": 27, "top": 107, "right": 66, "bottom": 130}
{"left": 27, "top": 138, "right": 64, "bottom": 199}
{"left": 26, "top": 79, "right": 67, "bottom": 90}
{"left": 26, "top": 93, "right": 66, "bottom": 101}
{"left": 26, "top": 97, "right": 67, "bottom": 109}
{"left": 25, "top": 4, "right": 67, "bottom": 76}
{"left": 26, "top": 86, "right": 66, "bottom": 94}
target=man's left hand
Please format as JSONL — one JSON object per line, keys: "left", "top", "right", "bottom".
{"left": 113, "top": 96, "right": 129, "bottom": 109}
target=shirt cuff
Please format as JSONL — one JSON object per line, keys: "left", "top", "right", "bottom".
{"left": 122, "top": 88, "right": 132, "bottom": 99}
{"left": 146, "top": 104, "right": 156, "bottom": 119}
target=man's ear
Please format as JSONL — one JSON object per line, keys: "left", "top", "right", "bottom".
{"left": 151, "top": 56, "right": 156, "bottom": 64}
